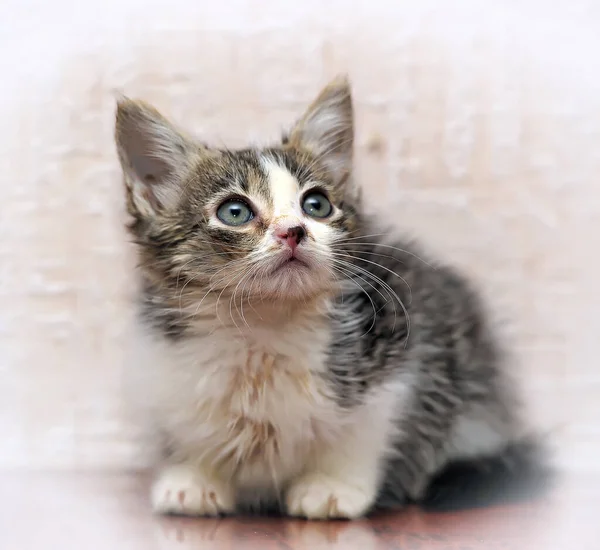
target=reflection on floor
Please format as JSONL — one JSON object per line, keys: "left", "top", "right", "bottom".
{"left": 0, "top": 472, "right": 596, "bottom": 549}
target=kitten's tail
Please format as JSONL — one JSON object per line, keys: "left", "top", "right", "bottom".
{"left": 420, "top": 435, "right": 555, "bottom": 511}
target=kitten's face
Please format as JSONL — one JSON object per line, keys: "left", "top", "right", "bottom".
{"left": 115, "top": 76, "right": 361, "bottom": 304}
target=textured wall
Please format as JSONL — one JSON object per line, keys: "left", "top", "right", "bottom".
{"left": 1, "top": 0, "right": 599, "bottom": 471}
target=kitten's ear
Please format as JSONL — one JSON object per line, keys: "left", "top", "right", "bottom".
{"left": 115, "top": 97, "right": 196, "bottom": 217}
{"left": 286, "top": 75, "right": 354, "bottom": 185}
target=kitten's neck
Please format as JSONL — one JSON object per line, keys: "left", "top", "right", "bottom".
{"left": 228, "top": 292, "right": 333, "bottom": 328}
{"left": 140, "top": 280, "right": 335, "bottom": 337}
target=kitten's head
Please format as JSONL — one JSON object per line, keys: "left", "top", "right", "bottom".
{"left": 115, "top": 76, "right": 363, "bottom": 305}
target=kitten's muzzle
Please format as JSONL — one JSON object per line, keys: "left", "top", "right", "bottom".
{"left": 275, "top": 225, "right": 306, "bottom": 253}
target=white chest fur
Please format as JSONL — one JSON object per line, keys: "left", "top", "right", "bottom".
{"left": 128, "top": 311, "right": 345, "bottom": 493}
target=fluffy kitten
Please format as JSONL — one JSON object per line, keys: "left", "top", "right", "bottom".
{"left": 115, "top": 76, "right": 546, "bottom": 519}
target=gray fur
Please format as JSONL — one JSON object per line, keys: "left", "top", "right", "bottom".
{"left": 115, "top": 77, "right": 548, "bottom": 515}
{"left": 324, "top": 231, "right": 528, "bottom": 505}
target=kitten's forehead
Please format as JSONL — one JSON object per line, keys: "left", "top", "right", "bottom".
{"left": 200, "top": 148, "right": 319, "bottom": 213}
{"left": 220, "top": 150, "right": 270, "bottom": 200}
{"left": 260, "top": 156, "right": 301, "bottom": 216}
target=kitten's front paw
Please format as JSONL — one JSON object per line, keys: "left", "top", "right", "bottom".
{"left": 152, "top": 464, "right": 234, "bottom": 517}
{"left": 286, "top": 473, "right": 374, "bottom": 520}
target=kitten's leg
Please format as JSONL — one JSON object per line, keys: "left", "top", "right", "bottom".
{"left": 380, "top": 375, "right": 460, "bottom": 504}
{"left": 151, "top": 463, "right": 235, "bottom": 517}
{"left": 286, "top": 407, "right": 390, "bottom": 520}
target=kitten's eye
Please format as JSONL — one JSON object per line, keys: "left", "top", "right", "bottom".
{"left": 302, "top": 192, "right": 333, "bottom": 219}
{"left": 216, "top": 199, "right": 254, "bottom": 226}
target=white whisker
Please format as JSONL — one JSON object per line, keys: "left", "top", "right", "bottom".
{"left": 331, "top": 264, "right": 379, "bottom": 337}
{"left": 331, "top": 251, "right": 413, "bottom": 305}
{"left": 336, "top": 240, "right": 437, "bottom": 270}
{"left": 331, "top": 257, "right": 410, "bottom": 343}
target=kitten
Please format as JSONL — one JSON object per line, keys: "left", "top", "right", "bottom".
{"left": 115, "top": 76, "right": 547, "bottom": 519}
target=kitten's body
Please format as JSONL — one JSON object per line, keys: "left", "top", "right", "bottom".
{"left": 116, "top": 77, "right": 545, "bottom": 519}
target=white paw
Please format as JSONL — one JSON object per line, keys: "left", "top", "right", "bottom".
{"left": 286, "top": 473, "right": 374, "bottom": 519}
{"left": 151, "top": 464, "right": 234, "bottom": 517}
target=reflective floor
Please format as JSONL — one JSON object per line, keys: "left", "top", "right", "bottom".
{"left": 0, "top": 472, "right": 597, "bottom": 549}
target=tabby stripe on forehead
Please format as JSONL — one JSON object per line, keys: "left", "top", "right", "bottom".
{"left": 262, "top": 149, "right": 314, "bottom": 188}
{"left": 216, "top": 150, "right": 266, "bottom": 201}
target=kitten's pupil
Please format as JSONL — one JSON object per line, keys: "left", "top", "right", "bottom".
{"left": 309, "top": 197, "right": 322, "bottom": 210}
{"left": 229, "top": 205, "right": 242, "bottom": 218}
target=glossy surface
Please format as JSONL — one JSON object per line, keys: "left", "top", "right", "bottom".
{"left": 0, "top": 472, "right": 597, "bottom": 550}
{"left": 216, "top": 199, "right": 255, "bottom": 226}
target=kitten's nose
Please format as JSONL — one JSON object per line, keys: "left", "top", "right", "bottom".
{"left": 275, "top": 225, "right": 306, "bottom": 252}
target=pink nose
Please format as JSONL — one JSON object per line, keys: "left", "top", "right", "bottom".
{"left": 275, "top": 225, "right": 306, "bottom": 252}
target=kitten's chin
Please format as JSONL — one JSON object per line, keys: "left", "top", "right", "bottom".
{"left": 270, "top": 257, "right": 310, "bottom": 275}
{"left": 258, "top": 257, "right": 332, "bottom": 301}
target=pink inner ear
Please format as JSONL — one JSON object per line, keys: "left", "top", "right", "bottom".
{"left": 130, "top": 150, "right": 171, "bottom": 186}
{"left": 142, "top": 187, "right": 162, "bottom": 210}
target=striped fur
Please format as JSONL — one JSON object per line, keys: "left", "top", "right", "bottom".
{"left": 115, "top": 76, "right": 548, "bottom": 519}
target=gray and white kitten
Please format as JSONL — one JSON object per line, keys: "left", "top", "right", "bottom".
{"left": 115, "top": 76, "right": 545, "bottom": 519}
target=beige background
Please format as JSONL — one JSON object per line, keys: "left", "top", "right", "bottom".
{"left": 0, "top": 0, "right": 598, "bottom": 472}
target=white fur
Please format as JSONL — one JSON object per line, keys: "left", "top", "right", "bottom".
{"left": 286, "top": 473, "right": 373, "bottom": 519}
{"left": 152, "top": 462, "right": 235, "bottom": 516}
{"left": 261, "top": 158, "right": 301, "bottom": 217}
{"left": 259, "top": 154, "right": 343, "bottom": 251}
{"left": 127, "top": 300, "right": 404, "bottom": 518}
{"left": 126, "top": 158, "right": 408, "bottom": 518}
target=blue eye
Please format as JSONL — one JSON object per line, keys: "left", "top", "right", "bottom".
{"left": 302, "top": 192, "right": 333, "bottom": 219}
{"left": 216, "top": 200, "right": 254, "bottom": 226}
